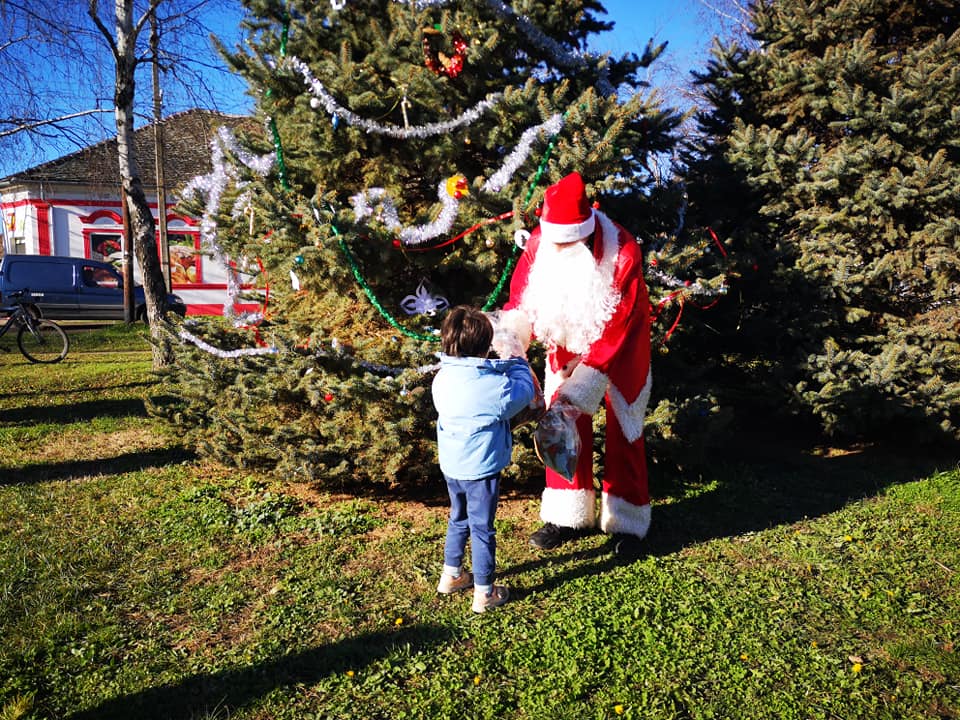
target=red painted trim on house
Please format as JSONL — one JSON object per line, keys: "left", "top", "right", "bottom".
{"left": 186, "top": 304, "right": 225, "bottom": 316}
{"left": 24, "top": 199, "right": 146, "bottom": 210}
{"left": 179, "top": 283, "right": 229, "bottom": 290}
{"left": 0, "top": 199, "right": 32, "bottom": 210}
{"left": 169, "top": 283, "right": 260, "bottom": 291}
{"left": 79, "top": 208, "right": 124, "bottom": 225}
{"left": 35, "top": 203, "right": 51, "bottom": 255}
{"left": 166, "top": 213, "right": 198, "bottom": 226}
{"left": 186, "top": 303, "right": 259, "bottom": 316}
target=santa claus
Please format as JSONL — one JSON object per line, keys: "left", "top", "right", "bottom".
{"left": 501, "top": 171, "right": 653, "bottom": 551}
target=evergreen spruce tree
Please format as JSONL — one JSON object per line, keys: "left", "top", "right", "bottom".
{"left": 679, "top": 0, "right": 960, "bottom": 440}
{"left": 157, "top": 0, "right": 726, "bottom": 486}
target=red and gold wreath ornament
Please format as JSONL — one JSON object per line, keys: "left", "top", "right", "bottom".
{"left": 422, "top": 26, "right": 467, "bottom": 79}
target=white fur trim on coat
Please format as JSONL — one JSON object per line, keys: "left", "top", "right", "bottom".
{"left": 543, "top": 363, "right": 563, "bottom": 409}
{"left": 593, "top": 211, "right": 620, "bottom": 281}
{"left": 541, "top": 487, "right": 596, "bottom": 529}
{"left": 600, "top": 493, "right": 651, "bottom": 538}
{"left": 561, "top": 362, "right": 609, "bottom": 416}
{"left": 539, "top": 210, "right": 596, "bottom": 244}
{"left": 607, "top": 369, "right": 652, "bottom": 443}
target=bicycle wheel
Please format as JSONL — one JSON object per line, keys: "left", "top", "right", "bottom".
{"left": 17, "top": 320, "right": 69, "bottom": 363}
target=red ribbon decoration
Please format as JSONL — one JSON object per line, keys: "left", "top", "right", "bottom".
{"left": 652, "top": 290, "right": 685, "bottom": 345}
{"left": 401, "top": 211, "right": 515, "bottom": 252}
{"left": 707, "top": 226, "right": 727, "bottom": 258}
{"left": 237, "top": 256, "right": 271, "bottom": 347}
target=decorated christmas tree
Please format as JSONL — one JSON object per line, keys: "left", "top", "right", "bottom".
{"left": 156, "top": 0, "right": 729, "bottom": 486}
{"left": 677, "top": 0, "right": 960, "bottom": 440}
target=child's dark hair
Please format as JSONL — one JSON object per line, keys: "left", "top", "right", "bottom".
{"left": 441, "top": 305, "right": 493, "bottom": 358}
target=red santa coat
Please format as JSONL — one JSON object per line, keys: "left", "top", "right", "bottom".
{"left": 504, "top": 210, "right": 653, "bottom": 537}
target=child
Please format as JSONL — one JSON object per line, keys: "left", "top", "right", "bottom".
{"left": 432, "top": 305, "right": 536, "bottom": 613}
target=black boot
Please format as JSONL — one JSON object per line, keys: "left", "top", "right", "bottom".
{"left": 607, "top": 532, "right": 644, "bottom": 558}
{"left": 529, "top": 522, "right": 586, "bottom": 550}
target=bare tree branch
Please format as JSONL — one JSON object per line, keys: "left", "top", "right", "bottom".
{"left": 0, "top": 109, "right": 113, "bottom": 139}
{"left": 87, "top": 0, "right": 120, "bottom": 59}
{"left": 694, "top": 0, "right": 753, "bottom": 41}
{"left": 132, "top": 0, "right": 164, "bottom": 49}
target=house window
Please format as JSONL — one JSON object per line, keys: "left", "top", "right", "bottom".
{"left": 90, "top": 233, "right": 123, "bottom": 264}
{"left": 167, "top": 231, "right": 201, "bottom": 285}
{"left": 81, "top": 210, "right": 125, "bottom": 269}
{"left": 82, "top": 264, "right": 121, "bottom": 288}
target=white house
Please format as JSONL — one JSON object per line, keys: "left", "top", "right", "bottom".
{"left": 0, "top": 109, "right": 258, "bottom": 316}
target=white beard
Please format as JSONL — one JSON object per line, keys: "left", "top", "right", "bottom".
{"left": 520, "top": 238, "right": 620, "bottom": 355}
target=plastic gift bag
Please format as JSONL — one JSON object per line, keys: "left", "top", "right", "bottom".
{"left": 533, "top": 401, "right": 581, "bottom": 483}
{"left": 486, "top": 310, "right": 545, "bottom": 428}
{"left": 485, "top": 310, "right": 531, "bottom": 359}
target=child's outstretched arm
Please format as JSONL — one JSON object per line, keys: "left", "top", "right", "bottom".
{"left": 501, "top": 358, "right": 538, "bottom": 422}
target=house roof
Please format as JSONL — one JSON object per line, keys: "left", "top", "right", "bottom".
{"left": 0, "top": 109, "right": 258, "bottom": 193}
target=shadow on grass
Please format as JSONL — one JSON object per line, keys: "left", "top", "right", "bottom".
{"left": 68, "top": 624, "right": 453, "bottom": 720}
{"left": 2, "top": 398, "right": 151, "bottom": 425}
{"left": 502, "top": 439, "right": 960, "bottom": 596}
{"left": 0, "top": 446, "right": 197, "bottom": 485}
{"left": 0, "top": 381, "right": 156, "bottom": 402}
{"left": 644, "top": 441, "right": 959, "bottom": 557}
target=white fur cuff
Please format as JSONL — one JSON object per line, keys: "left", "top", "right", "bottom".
{"left": 561, "top": 363, "right": 608, "bottom": 416}
{"left": 541, "top": 487, "right": 596, "bottom": 529}
{"left": 600, "top": 493, "right": 651, "bottom": 539}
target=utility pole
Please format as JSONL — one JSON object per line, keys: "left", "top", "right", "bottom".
{"left": 120, "top": 189, "right": 135, "bottom": 322}
{"left": 151, "top": 10, "right": 171, "bottom": 292}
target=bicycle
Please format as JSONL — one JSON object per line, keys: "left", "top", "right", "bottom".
{"left": 0, "top": 290, "right": 70, "bottom": 363}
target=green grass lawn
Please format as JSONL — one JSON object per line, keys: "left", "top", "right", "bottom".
{"left": 1, "top": 325, "right": 958, "bottom": 719}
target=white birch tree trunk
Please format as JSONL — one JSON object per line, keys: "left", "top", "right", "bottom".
{"left": 93, "top": 0, "right": 173, "bottom": 366}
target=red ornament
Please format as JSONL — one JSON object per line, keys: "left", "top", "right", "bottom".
{"left": 684, "top": 280, "right": 692, "bottom": 287}
{"left": 392, "top": 239, "right": 402, "bottom": 248}
{"left": 423, "top": 29, "right": 468, "bottom": 79}
{"left": 592, "top": 200, "right": 601, "bottom": 209}
{"left": 649, "top": 257, "right": 658, "bottom": 266}
{"left": 324, "top": 393, "right": 334, "bottom": 402}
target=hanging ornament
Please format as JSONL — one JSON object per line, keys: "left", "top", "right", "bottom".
{"left": 422, "top": 26, "right": 468, "bottom": 79}
{"left": 514, "top": 229, "right": 531, "bottom": 249}
{"left": 400, "top": 282, "right": 450, "bottom": 316}
{"left": 290, "top": 270, "right": 301, "bottom": 291}
{"left": 445, "top": 174, "right": 469, "bottom": 200}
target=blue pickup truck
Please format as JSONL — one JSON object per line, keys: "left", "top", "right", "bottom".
{"left": 0, "top": 254, "right": 186, "bottom": 321}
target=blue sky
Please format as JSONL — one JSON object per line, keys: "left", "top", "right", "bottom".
{"left": 2, "top": 0, "right": 726, "bottom": 177}
{"left": 601, "top": 0, "right": 722, "bottom": 60}
{"left": 598, "top": 0, "right": 727, "bottom": 103}
{"left": 207, "top": 0, "right": 726, "bottom": 113}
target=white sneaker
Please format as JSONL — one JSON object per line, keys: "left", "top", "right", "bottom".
{"left": 437, "top": 570, "right": 474, "bottom": 594}
{"left": 472, "top": 585, "right": 510, "bottom": 613}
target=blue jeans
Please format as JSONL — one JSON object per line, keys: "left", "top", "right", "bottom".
{"left": 443, "top": 473, "right": 500, "bottom": 587}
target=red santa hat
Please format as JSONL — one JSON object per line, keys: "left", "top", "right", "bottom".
{"left": 538, "top": 171, "right": 596, "bottom": 244}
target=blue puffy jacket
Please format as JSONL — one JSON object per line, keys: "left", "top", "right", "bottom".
{"left": 432, "top": 354, "right": 536, "bottom": 480}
